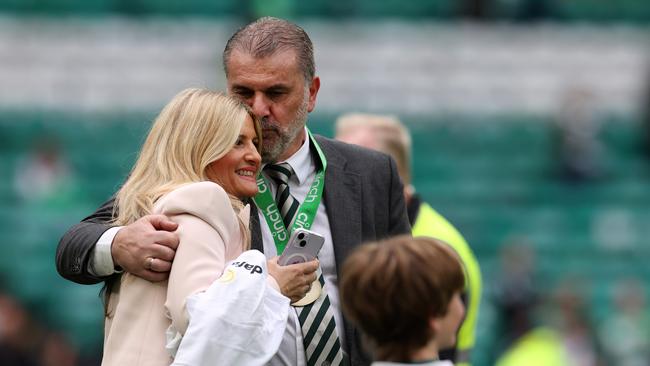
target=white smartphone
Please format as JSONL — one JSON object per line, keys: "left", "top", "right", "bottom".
{"left": 278, "top": 228, "right": 325, "bottom": 266}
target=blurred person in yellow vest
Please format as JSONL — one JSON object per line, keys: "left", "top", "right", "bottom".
{"left": 495, "top": 327, "right": 570, "bottom": 366}
{"left": 335, "top": 113, "right": 482, "bottom": 366}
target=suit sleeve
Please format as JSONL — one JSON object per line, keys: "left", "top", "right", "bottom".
{"left": 55, "top": 197, "right": 116, "bottom": 285}
{"left": 386, "top": 155, "right": 411, "bottom": 236}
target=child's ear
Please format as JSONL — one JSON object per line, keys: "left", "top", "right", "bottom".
{"left": 429, "top": 316, "right": 439, "bottom": 334}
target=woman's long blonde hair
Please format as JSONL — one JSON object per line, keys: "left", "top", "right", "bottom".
{"left": 113, "top": 88, "right": 260, "bottom": 239}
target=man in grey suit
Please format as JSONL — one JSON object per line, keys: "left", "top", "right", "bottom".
{"left": 56, "top": 17, "right": 410, "bottom": 366}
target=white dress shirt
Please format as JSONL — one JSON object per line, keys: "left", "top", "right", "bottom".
{"left": 259, "top": 129, "right": 345, "bottom": 366}
{"left": 89, "top": 226, "right": 121, "bottom": 276}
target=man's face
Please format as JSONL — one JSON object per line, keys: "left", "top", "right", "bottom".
{"left": 226, "top": 49, "right": 320, "bottom": 163}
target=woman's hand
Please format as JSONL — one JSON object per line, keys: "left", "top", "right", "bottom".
{"left": 267, "top": 257, "right": 319, "bottom": 303}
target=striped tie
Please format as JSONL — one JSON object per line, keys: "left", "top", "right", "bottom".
{"left": 264, "top": 163, "right": 347, "bottom": 365}
{"left": 296, "top": 271, "right": 347, "bottom": 366}
{"left": 265, "top": 163, "right": 300, "bottom": 228}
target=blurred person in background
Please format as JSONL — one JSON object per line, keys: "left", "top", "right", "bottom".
{"left": 0, "top": 291, "right": 42, "bottom": 366}
{"left": 597, "top": 278, "right": 650, "bottom": 366}
{"left": 491, "top": 240, "right": 538, "bottom": 358}
{"left": 0, "top": 288, "right": 77, "bottom": 366}
{"left": 13, "top": 136, "right": 80, "bottom": 209}
{"left": 488, "top": 240, "right": 596, "bottom": 366}
{"left": 495, "top": 278, "right": 607, "bottom": 366}
{"left": 335, "top": 113, "right": 482, "bottom": 366}
{"left": 339, "top": 235, "right": 466, "bottom": 366}
{"left": 100, "top": 88, "right": 313, "bottom": 365}
{"left": 56, "top": 17, "right": 410, "bottom": 366}
{"left": 40, "top": 331, "right": 78, "bottom": 366}
{"left": 551, "top": 280, "right": 604, "bottom": 366}
{"left": 553, "top": 86, "right": 604, "bottom": 183}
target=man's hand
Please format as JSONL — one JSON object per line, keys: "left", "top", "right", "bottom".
{"left": 267, "top": 257, "right": 319, "bottom": 303}
{"left": 112, "top": 215, "right": 179, "bottom": 282}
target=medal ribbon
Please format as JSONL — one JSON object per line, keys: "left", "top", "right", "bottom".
{"left": 253, "top": 128, "right": 327, "bottom": 255}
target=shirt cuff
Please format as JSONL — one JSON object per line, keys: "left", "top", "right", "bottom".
{"left": 88, "top": 226, "right": 123, "bottom": 276}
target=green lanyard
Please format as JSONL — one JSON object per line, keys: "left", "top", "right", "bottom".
{"left": 253, "top": 129, "right": 327, "bottom": 255}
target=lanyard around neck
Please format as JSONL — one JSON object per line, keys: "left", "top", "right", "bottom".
{"left": 253, "top": 129, "right": 327, "bottom": 255}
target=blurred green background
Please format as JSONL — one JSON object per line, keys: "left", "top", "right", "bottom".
{"left": 1, "top": 1, "right": 649, "bottom": 365}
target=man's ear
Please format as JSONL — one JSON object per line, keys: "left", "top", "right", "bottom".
{"left": 307, "top": 76, "right": 320, "bottom": 113}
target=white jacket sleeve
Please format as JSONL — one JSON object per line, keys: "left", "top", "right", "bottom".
{"left": 171, "top": 250, "right": 290, "bottom": 366}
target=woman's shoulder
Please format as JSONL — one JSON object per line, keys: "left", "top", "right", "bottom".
{"left": 154, "top": 182, "right": 236, "bottom": 228}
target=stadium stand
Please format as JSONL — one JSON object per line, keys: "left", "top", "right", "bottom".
{"left": 1, "top": 2, "right": 649, "bottom": 364}
{"left": 1, "top": 0, "right": 650, "bottom": 21}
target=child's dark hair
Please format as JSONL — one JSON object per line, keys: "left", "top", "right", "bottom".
{"left": 339, "top": 235, "right": 464, "bottom": 362}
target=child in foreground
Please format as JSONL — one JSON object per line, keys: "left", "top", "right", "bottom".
{"left": 340, "top": 235, "right": 466, "bottom": 365}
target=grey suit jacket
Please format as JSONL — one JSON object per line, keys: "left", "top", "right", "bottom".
{"left": 55, "top": 134, "right": 411, "bottom": 365}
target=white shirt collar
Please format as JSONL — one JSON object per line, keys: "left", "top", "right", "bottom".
{"left": 276, "top": 128, "right": 314, "bottom": 184}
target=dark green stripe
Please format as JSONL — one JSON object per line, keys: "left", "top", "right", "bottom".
{"left": 284, "top": 201, "right": 299, "bottom": 227}
{"left": 266, "top": 164, "right": 292, "bottom": 177}
{"left": 307, "top": 319, "right": 336, "bottom": 366}
{"left": 266, "top": 171, "right": 287, "bottom": 184}
{"left": 298, "top": 274, "right": 327, "bottom": 331}
{"left": 303, "top": 296, "right": 330, "bottom": 346}
{"left": 324, "top": 338, "right": 342, "bottom": 364}
{"left": 298, "top": 302, "right": 315, "bottom": 323}
{"left": 277, "top": 187, "right": 290, "bottom": 207}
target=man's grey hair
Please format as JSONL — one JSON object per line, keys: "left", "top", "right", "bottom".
{"left": 222, "top": 17, "right": 315, "bottom": 82}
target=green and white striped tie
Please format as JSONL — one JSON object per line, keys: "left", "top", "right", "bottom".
{"left": 265, "top": 163, "right": 300, "bottom": 228}
{"left": 296, "top": 270, "right": 346, "bottom": 366}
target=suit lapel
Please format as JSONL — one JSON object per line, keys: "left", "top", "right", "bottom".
{"left": 315, "top": 136, "right": 362, "bottom": 273}
{"left": 316, "top": 136, "right": 364, "bottom": 360}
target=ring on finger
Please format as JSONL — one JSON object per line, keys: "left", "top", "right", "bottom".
{"left": 146, "top": 257, "right": 155, "bottom": 270}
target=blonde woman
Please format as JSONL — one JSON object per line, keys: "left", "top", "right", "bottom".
{"left": 100, "top": 88, "right": 317, "bottom": 365}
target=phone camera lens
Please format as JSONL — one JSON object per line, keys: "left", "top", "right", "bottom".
{"left": 299, "top": 240, "right": 307, "bottom": 247}
{"left": 298, "top": 233, "right": 305, "bottom": 240}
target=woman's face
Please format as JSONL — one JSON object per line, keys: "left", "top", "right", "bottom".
{"left": 206, "top": 116, "right": 261, "bottom": 199}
